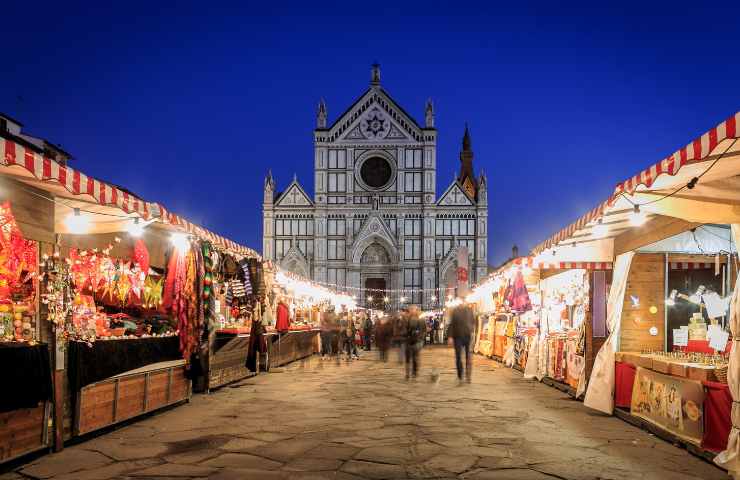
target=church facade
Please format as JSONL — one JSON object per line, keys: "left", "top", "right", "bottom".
{"left": 262, "top": 65, "right": 488, "bottom": 309}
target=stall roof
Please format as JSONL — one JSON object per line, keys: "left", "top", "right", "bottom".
{"left": 531, "top": 112, "right": 740, "bottom": 259}
{"left": 0, "top": 135, "right": 260, "bottom": 258}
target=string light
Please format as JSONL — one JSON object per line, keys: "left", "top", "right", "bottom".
{"left": 400, "top": 296, "right": 407, "bottom": 303}
{"left": 170, "top": 232, "right": 190, "bottom": 252}
{"left": 383, "top": 296, "right": 389, "bottom": 303}
{"left": 592, "top": 217, "right": 608, "bottom": 237}
{"left": 127, "top": 218, "right": 144, "bottom": 237}
{"left": 64, "top": 208, "right": 91, "bottom": 234}
{"left": 630, "top": 204, "right": 646, "bottom": 226}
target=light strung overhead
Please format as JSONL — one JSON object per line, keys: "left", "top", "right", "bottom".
{"left": 592, "top": 217, "right": 609, "bottom": 237}
{"left": 64, "top": 208, "right": 91, "bottom": 234}
{"left": 170, "top": 232, "right": 190, "bottom": 252}
{"left": 630, "top": 205, "right": 647, "bottom": 227}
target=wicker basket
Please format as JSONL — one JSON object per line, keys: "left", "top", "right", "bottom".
{"left": 715, "top": 365, "right": 728, "bottom": 384}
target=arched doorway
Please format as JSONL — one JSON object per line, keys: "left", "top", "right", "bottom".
{"left": 361, "top": 242, "right": 390, "bottom": 309}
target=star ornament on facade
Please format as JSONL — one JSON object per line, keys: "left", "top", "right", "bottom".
{"left": 365, "top": 114, "right": 386, "bottom": 137}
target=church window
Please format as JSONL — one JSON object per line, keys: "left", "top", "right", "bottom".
{"left": 297, "top": 239, "right": 314, "bottom": 257}
{"left": 327, "top": 218, "right": 345, "bottom": 236}
{"left": 327, "top": 268, "right": 346, "bottom": 287}
{"left": 328, "top": 173, "right": 346, "bottom": 192}
{"left": 404, "top": 268, "right": 422, "bottom": 304}
{"left": 359, "top": 156, "right": 393, "bottom": 189}
{"left": 275, "top": 239, "right": 292, "bottom": 260}
{"left": 404, "top": 172, "right": 422, "bottom": 192}
{"left": 384, "top": 216, "right": 397, "bottom": 234}
{"left": 404, "top": 218, "right": 421, "bottom": 236}
{"left": 404, "top": 239, "right": 421, "bottom": 260}
{"left": 327, "top": 239, "right": 346, "bottom": 260}
{"left": 328, "top": 150, "right": 347, "bottom": 169}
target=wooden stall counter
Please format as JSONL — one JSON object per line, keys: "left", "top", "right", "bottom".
{"left": 263, "top": 329, "right": 320, "bottom": 370}
{"left": 207, "top": 330, "right": 256, "bottom": 391}
{"left": 0, "top": 343, "right": 52, "bottom": 463}
{"left": 67, "top": 336, "right": 189, "bottom": 437}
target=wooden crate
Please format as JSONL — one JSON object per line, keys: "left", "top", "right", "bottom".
{"left": 75, "top": 361, "right": 190, "bottom": 436}
{"left": 0, "top": 402, "right": 50, "bottom": 464}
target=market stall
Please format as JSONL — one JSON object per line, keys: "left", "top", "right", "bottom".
{"left": 259, "top": 269, "right": 356, "bottom": 370}
{"left": 0, "top": 132, "right": 261, "bottom": 452}
{"left": 527, "top": 112, "right": 740, "bottom": 469}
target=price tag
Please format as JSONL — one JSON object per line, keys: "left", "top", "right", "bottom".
{"left": 673, "top": 328, "right": 689, "bottom": 347}
{"left": 710, "top": 330, "right": 729, "bottom": 352}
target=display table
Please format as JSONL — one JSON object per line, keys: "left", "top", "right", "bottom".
{"left": 0, "top": 343, "right": 52, "bottom": 463}
{"left": 68, "top": 337, "right": 189, "bottom": 436}
{"left": 263, "top": 329, "right": 319, "bottom": 369}
{"left": 615, "top": 352, "right": 730, "bottom": 453}
{"left": 207, "top": 330, "right": 256, "bottom": 390}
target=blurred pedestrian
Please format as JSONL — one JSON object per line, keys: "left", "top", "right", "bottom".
{"left": 362, "top": 312, "right": 373, "bottom": 351}
{"left": 405, "top": 305, "right": 425, "bottom": 379}
{"left": 320, "top": 307, "right": 337, "bottom": 359}
{"left": 449, "top": 303, "right": 475, "bottom": 383}
{"left": 431, "top": 316, "right": 440, "bottom": 344}
{"left": 376, "top": 315, "right": 392, "bottom": 362}
{"left": 340, "top": 313, "right": 358, "bottom": 361}
{"left": 393, "top": 309, "right": 409, "bottom": 364}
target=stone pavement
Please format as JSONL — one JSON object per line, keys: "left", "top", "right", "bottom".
{"left": 1, "top": 347, "right": 728, "bottom": 480}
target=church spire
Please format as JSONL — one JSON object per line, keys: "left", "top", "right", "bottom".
{"left": 425, "top": 98, "right": 434, "bottom": 128}
{"left": 459, "top": 123, "right": 477, "bottom": 198}
{"left": 316, "top": 98, "right": 327, "bottom": 129}
{"left": 371, "top": 63, "right": 381, "bottom": 86}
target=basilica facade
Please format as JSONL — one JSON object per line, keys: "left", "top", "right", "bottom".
{"left": 262, "top": 66, "right": 488, "bottom": 309}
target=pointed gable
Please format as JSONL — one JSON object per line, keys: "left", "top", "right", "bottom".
{"left": 437, "top": 181, "right": 474, "bottom": 207}
{"left": 325, "top": 87, "right": 423, "bottom": 144}
{"left": 275, "top": 180, "right": 313, "bottom": 207}
{"left": 354, "top": 212, "right": 397, "bottom": 248}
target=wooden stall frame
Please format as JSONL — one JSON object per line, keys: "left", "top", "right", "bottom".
{"left": 73, "top": 361, "right": 191, "bottom": 437}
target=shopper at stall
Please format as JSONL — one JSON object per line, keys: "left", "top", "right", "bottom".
{"left": 339, "top": 313, "right": 357, "bottom": 361}
{"left": 405, "top": 305, "right": 425, "bottom": 380}
{"left": 431, "top": 317, "right": 440, "bottom": 344}
{"left": 362, "top": 312, "right": 373, "bottom": 351}
{"left": 449, "top": 303, "right": 475, "bottom": 383}
{"left": 320, "top": 307, "right": 337, "bottom": 359}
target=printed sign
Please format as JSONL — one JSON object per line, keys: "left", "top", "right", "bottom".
{"left": 630, "top": 367, "right": 704, "bottom": 445}
{"left": 673, "top": 328, "right": 689, "bottom": 347}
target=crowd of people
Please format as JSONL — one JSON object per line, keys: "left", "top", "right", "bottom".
{"left": 318, "top": 302, "right": 476, "bottom": 384}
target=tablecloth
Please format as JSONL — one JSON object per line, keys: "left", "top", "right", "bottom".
{"left": 0, "top": 342, "right": 52, "bottom": 413}
{"left": 614, "top": 361, "right": 636, "bottom": 409}
{"left": 703, "top": 380, "right": 732, "bottom": 452}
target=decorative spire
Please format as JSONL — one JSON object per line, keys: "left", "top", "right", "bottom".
{"left": 425, "top": 99, "right": 434, "bottom": 128}
{"left": 264, "top": 169, "right": 274, "bottom": 189}
{"left": 317, "top": 98, "right": 327, "bottom": 129}
{"left": 371, "top": 63, "right": 381, "bottom": 86}
{"left": 293, "top": 172, "right": 298, "bottom": 182}
{"left": 462, "top": 123, "right": 472, "bottom": 152}
{"left": 459, "top": 124, "right": 476, "bottom": 198}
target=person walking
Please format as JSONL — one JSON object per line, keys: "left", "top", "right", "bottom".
{"left": 362, "top": 312, "right": 373, "bottom": 351}
{"left": 449, "top": 303, "right": 475, "bottom": 383}
{"left": 376, "top": 315, "right": 392, "bottom": 362}
{"left": 320, "top": 307, "right": 337, "bottom": 359}
{"left": 340, "top": 313, "right": 357, "bottom": 361}
{"left": 431, "top": 317, "right": 440, "bottom": 344}
{"left": 393, "top": 309, "right": 409, "bottom": 364}
{"left": 405, "top": 306, "right": 425, "bottom": 380}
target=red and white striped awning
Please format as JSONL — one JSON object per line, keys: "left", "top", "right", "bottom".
{"left": 1, "top": 137, "right": 259, "bottom": 258}
{"left": 670, "top": 262, "right": 715, "bottom": 270}
{"left": 532, "top": 112, "right": 740, "bottom": 256}
{"left": 512, "top": 257, "right": 612, "bottom": 270}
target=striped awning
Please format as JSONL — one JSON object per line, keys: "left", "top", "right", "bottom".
{"left": 512, "top": 257, "right": 612, "bottom": 270}
{"left": 1, "top": 136, "right": 259, "bottom": 258}
{"left": 670, "top": 262, "right": 715, "bottom": 270}
{"left": 532, "top": 112, "right": 740, "bottom": 256}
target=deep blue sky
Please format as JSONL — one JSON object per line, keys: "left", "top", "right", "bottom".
{"left": 3, "top": 2, "right": 739, "bottom": 265}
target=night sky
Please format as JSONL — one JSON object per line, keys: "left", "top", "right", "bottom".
{"left": 3, "top": 2, "right": 739, "bottom": 265}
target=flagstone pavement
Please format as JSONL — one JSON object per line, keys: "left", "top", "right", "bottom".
{"left": 1, "top": 347, "right": 728, "bottom": 480}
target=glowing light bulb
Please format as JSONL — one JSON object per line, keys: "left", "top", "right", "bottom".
{"left": 127, "top": 218, "right": 144, "bottom": 237}
{"left": 170, "top": 232, "right": 190, "bottom": 252}
{"left": 593, "top": 218, "right": 608, "bottom": 237}
{"left": 431, "top": 295, "right": 437, "bottom": 302}
{"left": 367, "top": 296, "right": 373, "bottom": 302}
{"left": 630, "top": 205, "right": 646, "bottom": 227}
{"left": 65, "top": 208, "right": 91, "bottom": 234}
{"left": 383, "top": 296, "right": 389, "bottom": 303}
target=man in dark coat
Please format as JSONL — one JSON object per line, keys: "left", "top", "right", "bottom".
{"left": 449, "top": 303, "right": 475, "bottom": 383}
